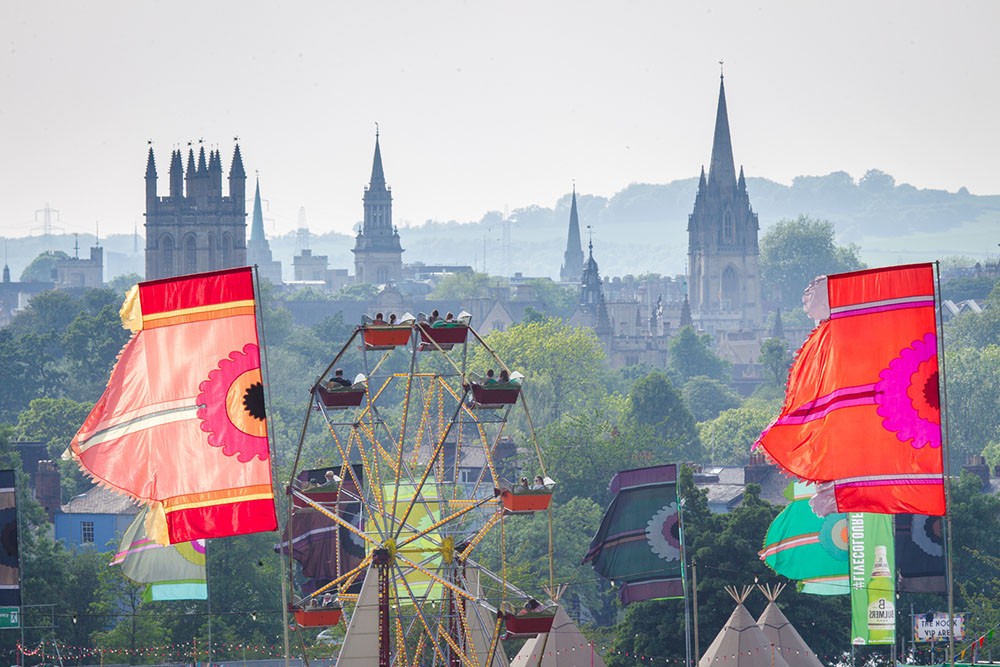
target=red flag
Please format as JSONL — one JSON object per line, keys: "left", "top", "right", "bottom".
{"left": 68, "top": 268, "right": 277, "bottom": 543}
{"left": 756, "top": 263, "right": 944, "bottom": 515}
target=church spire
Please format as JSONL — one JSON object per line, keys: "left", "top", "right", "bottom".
{"left": 560, "top": 184, "right": 584, "bottom": 282}
{"left": 369, "top": 129, "right": 386, "bottom": 190}
{"left": 708, "top": 74, "right": 737, "bottom": 189}
{"left": 250, "top": 177, "right": 266, "bottom": 242}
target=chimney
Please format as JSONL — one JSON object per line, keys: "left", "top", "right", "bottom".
{"left": 35, "top": 460, "right": 61, "bottom": 522}
{"left": 963, "top": 455, "right": 990, "bottom": 489}
{"left": 745, "top": 452, "right": 770, "bottom": 486}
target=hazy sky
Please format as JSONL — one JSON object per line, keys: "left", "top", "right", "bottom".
{"left": 2, "top": 1, "right": 998, "bottom": 240}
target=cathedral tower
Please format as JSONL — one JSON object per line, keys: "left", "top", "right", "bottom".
{"left": 352, "top": 130, "right": 403, "bottom": 284}
{"left": 144, "top": 141, "right": 247, "bottom": 280}
{"left": 560, "top": 185, "right": 584, "bottom": 282}
{"left": 686, "top": 75, "right": 762, "bottom": 330}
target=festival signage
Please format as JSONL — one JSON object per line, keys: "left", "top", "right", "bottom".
{"left": 849, "top": 513, "right": 896, "bottom": 645}
{"left": 913, "top": 612, "right": 965, "bottom": 642}
{"left": 0, "top": 606, "right": 19, "bottom": 629}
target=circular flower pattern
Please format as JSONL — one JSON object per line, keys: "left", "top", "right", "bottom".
{"left": 818, "top": 514, "right": 850, "bottom": 562}
{"left": 645, "top": 502, "right": 681, "bottom": 562}
{"left": 874, "top": 333, "right": 941, "bottom": 449}
{"left": 911, "top": 515, "right": 943, "bottom": 558}
{"left": 197, "top": 343, "right": 270, "bottom": 462}
{"left": 175, "top": 539, "right": 207, "bottom": 566}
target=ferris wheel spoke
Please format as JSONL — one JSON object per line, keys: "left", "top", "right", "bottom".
{"left": 394, "top": 495, "right": 496, "bottom": 552}
{"left": 392, "top": 561, "right": 449, "bottom": 665}
{"left": 392, "top": 393, "right": 468, "bottom": 543}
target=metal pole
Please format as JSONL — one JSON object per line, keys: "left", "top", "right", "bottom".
{"left": 693, "top": 558, "right": 700, "bottom": 666}
{"left": 680, "top": 500, "right": 692, "bottom": 667}
{"left": 206, "top": 541, "right": 212, "bottom": 664}
{"left": 254, "top": 266, "right": 292, "bottom": 667}
{"left": 935, "top": 261, "right": 956, "bottom": 667}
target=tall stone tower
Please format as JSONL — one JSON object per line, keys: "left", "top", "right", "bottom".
{"left": 352, "top": 131, "right": 403, "bottom": 285}
{"left": 687, "top": 75, "right": 762, "bottom": 330}
{"left": 144, "top": 142, "right": 247, "bottom": 280}
{"left": 559, "top": 186, "right": 584, "bottom": 282}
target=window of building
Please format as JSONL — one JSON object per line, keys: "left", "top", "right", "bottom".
{"left": 208, "top": 234, "right": 217, "bottom": 271}
{"left": 492, "top": 321, "right": 505, "bottom": 332}
{"left": 161, "top": 234, "right": 175, "bottom": 275}
{"left": 81, "top": 521, "right": 95, "bottom": 544}
{"left": 184, "top": 234, "right": 197, "bottom": 274}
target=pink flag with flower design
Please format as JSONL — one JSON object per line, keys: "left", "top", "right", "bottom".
{"left": 756, "top": 263, "right": 945, "bottom": 516}
{"left": 67, "top": 267, "right": 277, "bottom": 543}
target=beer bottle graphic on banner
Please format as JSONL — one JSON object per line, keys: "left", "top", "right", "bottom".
{"left": 867, "top": 545, "right": 895, "bottom": 642}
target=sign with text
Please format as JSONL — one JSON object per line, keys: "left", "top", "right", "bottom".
{"left": 849, "top": 513, "right": 896, "bottom": 645}
{"left": 913, "top": 612, "right": 965, "bottom": 642}
{"left": 0, "top": 607, "right": 19, "bottom": 629}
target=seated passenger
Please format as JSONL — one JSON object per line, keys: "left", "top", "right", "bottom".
{"left": 484, "top": 369, "right": 497, "bottom": 385}
{"left": 531, "top": 475, "right": 546, "bottom": 490}
{"left": 373, "top": 312, "right": 387, "bottom": 325}
{"left": 388, "top": 313, "right": 397, "bottom": 325}
{"left": 518, "top": 598, "right": 542, "bottom": 615}
{"left": 428, "top": 309, "right": 440, "bottom": 325}
{"left": 519, "top": 476, "right": 530, "bottom": 492}
{"left": 498, "top": 369, "right": 510, "bottom": 384}
{"left": 321, "top": 592, "right": 335, "bottom": 607}
{"left": 327, "top": 368, "right": 352, "bottom": 389}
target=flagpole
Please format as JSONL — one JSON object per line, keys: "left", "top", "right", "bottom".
{"left": 934, "top": 260, "right": 956, "bottom": 667}
{"left": 206, "top": 541, "right": 212, "bottom": 664}
{"left": 680, "top": 498, "right": 692, "bottom": 667}
{"left": 252, "top": 266, "right": 291, "bottom": 667}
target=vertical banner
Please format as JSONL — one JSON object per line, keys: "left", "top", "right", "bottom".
{"left": 0, "top": 471, "right": 20, "bottom": 609}
{"left": 849, "top": 513, "right": 895, "bottom": 645}
{"left": 583, "top": 464, "right": 683, "bottom": 604}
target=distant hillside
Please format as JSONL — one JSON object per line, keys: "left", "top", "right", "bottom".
{"left": 4, "top": 170, "right": 998, "bottom": 282}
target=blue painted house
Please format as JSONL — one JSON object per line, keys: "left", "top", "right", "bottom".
{"left": 55, "top": 485, "right": 140, "bottom": 552}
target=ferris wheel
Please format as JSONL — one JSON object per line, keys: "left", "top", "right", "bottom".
{"left": 284, "top": 312, "right": 557, "bottom": 666}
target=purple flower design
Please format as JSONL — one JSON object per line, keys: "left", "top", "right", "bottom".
{"left": 873, "top": 333, "right": 941, "bottom": 449}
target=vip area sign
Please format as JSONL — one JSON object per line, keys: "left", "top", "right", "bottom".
{"left": 913, "top": 613, "right": 965, "bottom": 642}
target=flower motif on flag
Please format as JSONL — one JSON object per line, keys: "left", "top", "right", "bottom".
{"left": 874, "top": 333, "right": 941, "bottom": 449}
{"left": 645, "top": 502, "right": 681, "bottom": 562}
{"left": 911, "top": 515, "right": 944, "bottom": 557}
{"left": 197, "top": 343, "right": 270, "bottom": 463}
{"left": 818, "top": 514, "right": 849, "bottom": 561}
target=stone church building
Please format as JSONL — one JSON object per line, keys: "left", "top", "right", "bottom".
{"left": 687, "top": 75, "right": 762, "bottom": 332}
{"left": 144, "top": 143, "right": 248, "bottom": 280}
{"left": 352, "top": 132, "right": 404, "bottom": 285}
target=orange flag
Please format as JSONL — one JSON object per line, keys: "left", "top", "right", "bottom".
{"left": 67, "top": 267, "right": 277, "bottom": 543}
{"left": 756, "top": 263, "right": 945, "bottom": 515}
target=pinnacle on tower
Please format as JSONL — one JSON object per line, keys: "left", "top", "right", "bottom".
{"left": 230, "top": 143, "right": 246, "bottom": 177}
{"left": 145, "top": 147, "right": 157, "bottom": 178}
{"left": 186, "top": 148, "right": 196, "bottom": 175}
{"left": 738, "top": 165, "right": 746, "bottom": 192}
{"left": 560, "top": 184, "right": 585, "bottom": 282}
{"left": 197, "top": 145, "right": 208, "bottom": 173}
{"left": 369, "top": 131, "right": 386, "bottom": 190}
{"left": 250, "top": 177, "right": 266, "bottom": 243}
{"left": 708, "top": 75, "right": 737, "bottom": 189}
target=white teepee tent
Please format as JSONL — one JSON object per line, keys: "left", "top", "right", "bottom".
{"left": 336, "top": 566, "right": 380, "bottom": 665}
{"left": 756, "top": 584, "right": 825, "bottom": 667}
{"left": 699, "top": 586, "right": 791, "bottom": 667}
{"left": 511, "top": 585, "right": 607, "bottom": 667}
{"left": 464, "top": 568, "right": 509, "bottom": 666}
